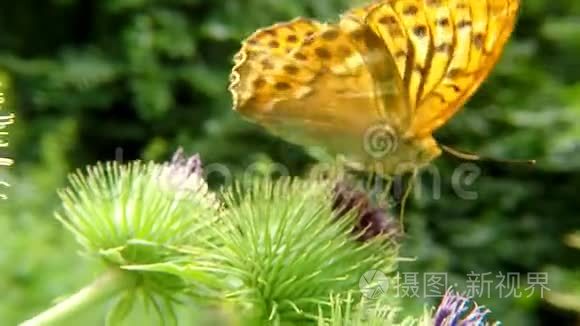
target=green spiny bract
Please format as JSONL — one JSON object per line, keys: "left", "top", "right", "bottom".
{"left": 199, "top": 177, "right": 399, "bottom": 324}
{"left": 55, "top": 151, "right": 221, "bottom": 323}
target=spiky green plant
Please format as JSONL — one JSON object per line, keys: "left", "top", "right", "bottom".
{"left": 21, "top": 150, "right": 222, "bottom": 325}
{"left": 20, "top": 151, "right": 506, "bottom": 325}
{"left": 192, "top": 177, "right": 400, "bottom": 324}
{"left": 317, "top": 292, "right": 432, "bottom": 326}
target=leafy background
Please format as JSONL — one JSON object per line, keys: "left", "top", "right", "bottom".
{"left": 1, "top": 0, "right": 579, "bottom": 324}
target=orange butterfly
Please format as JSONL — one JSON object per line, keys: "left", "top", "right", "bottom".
{"left": 229, "top": 0, "right": 521, "bottom": 177}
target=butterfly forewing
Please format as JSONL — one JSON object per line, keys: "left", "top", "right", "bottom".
{"left": 230, "top": 16, "right": 409, "bottom": 161}
{"left": 230, "top": 18, "right": 323, "bottom": 111}
{"left": 363, "top": 0, "right": 520, "bottom": 136}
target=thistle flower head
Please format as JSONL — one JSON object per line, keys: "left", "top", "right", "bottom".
{"left": 204, "top": 177, "right": 399, "bottom": 323}
{"left": 57, "top": 151, "right": 219, "bottom": 257}
{"left": 55, "top": 150, "right": 221, "bottom": 321}
{"left": 159, "top": 149, "right": 201, "bottom": 192}
{"left": 332, "top": 181, "right": 402, "bottom": 242}
{"left": 433, "top": 289, "right": 498, "bottom": 326}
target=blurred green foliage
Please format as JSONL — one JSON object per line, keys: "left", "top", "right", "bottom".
{"left": 1, "top": 0, "right": 580, "bottom": 325}
{"left": 546, "top": 232, "right": 580, "bottom": 316}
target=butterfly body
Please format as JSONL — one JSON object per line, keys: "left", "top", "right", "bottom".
{"left": 229, "top": 0, "right": 520, "bottom": 176}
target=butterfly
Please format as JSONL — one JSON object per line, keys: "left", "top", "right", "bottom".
{"left": 229, "top": 0, "right": 521, "bottom": 177}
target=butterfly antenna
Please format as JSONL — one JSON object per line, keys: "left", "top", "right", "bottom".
{"left": 440, "top": 144, "right": 536, "bottom": 165}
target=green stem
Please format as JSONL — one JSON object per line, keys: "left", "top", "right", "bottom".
{"left": 20, "top": 268, "right": 131, "bottom": 326}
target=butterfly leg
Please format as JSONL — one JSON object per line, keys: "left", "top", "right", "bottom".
{"left": 398, "top": 168, "right": 418, "bottom": 233}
